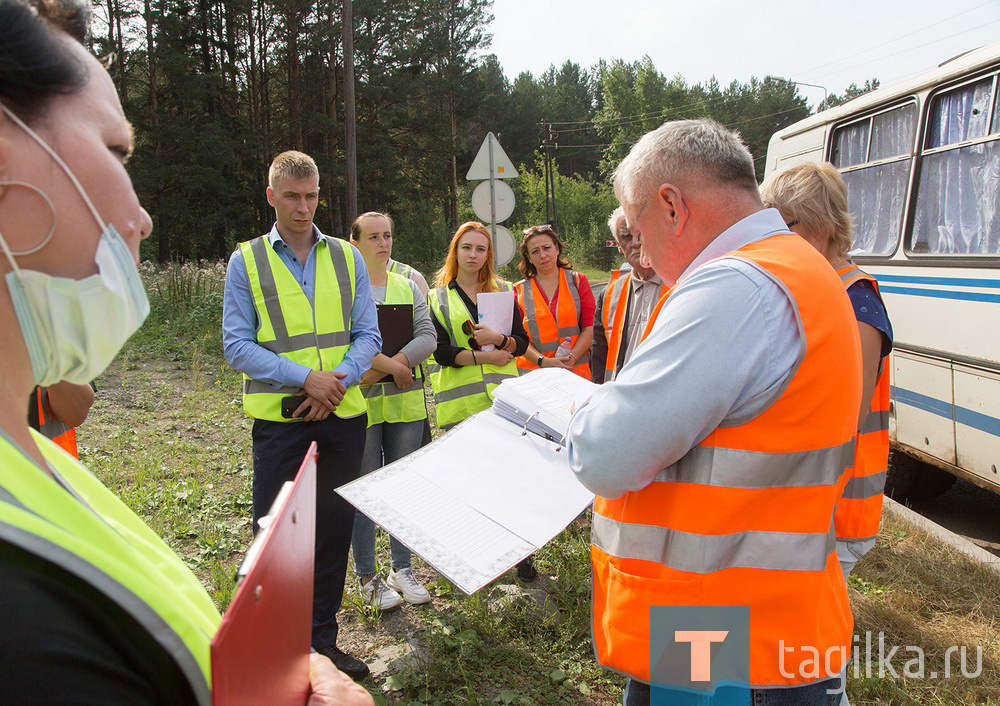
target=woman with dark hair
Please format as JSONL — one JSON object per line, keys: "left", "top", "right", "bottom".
{"left": 514, "top": 225, "right": 595, "bottom": 379}
{"left": 427, "top": 222, "right": 528, "bottom": 431}
{"left": 0, "top": 1, "right": 370, "bottom": 702}
{"left": 349, "top": 212, "right": 436, "bottom": 610}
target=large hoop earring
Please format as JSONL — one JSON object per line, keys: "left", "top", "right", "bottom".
{"left": 0, "top": 181, "right": 57, "bottom": 255}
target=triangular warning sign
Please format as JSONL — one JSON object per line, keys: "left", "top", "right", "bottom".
{"left": 466, "top": 132, "right": 519, "bottom": 180}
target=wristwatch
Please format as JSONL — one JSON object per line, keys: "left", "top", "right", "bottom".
{"left": 536, "top": 355, "right": 544, "bottom": 367}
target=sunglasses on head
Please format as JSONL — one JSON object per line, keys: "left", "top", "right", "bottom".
{"left": 461, "top": 319, "right": 481, "bottom": 350}
{"left": 522, "top": 224, "right": 557, "bottom": 237}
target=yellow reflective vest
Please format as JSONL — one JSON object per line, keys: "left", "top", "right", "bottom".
{"left": 362, "top": 272, "right": 428, "bottom": 425}
{"left": 238, "top": 235, "right": 365, "bottom": 422}
{"left": 0, "top": 431, "right": 220, "bottom": 703}
{"left": 428, "top": 283, "right": 518, "bottom": 429}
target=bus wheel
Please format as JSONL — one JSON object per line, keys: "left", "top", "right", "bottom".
{"left": 884, "top": 450, "right": 957, "bottom": 501}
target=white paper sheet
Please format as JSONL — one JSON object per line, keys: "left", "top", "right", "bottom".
{"left": 475, "top": 290, "right": 514, "bottom": 351}
{"left": 336, "top": 410, "right": 595, "bottom": 594}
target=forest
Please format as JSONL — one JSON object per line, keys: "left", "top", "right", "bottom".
{"left": 92, "top": 0, "right": 875, "bottom": 273}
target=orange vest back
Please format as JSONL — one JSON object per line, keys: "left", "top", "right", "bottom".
{"left": 515, "top": 268, "right": 591, "bottom": 379}
{"left": 835, "top": 265, "right": 891, "bottom": 541}
{"left": 28, "top": 387, "right": 79, "bottom": 459}
{"left": 594, "top": 234, "right": 861, "bottom": 687}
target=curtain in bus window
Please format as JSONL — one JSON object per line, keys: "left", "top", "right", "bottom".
{"left": 925, "top": 79, "right": 991, "bottom": 148}
{"left": 870, "top": 105, "right": 916, "bottom": 160}
{"left": 832, "top": 121, "right": 869, "bottom": 168}
{"left": 843, "top": 161, "right": 908, "bottom": 255}
{"left": 912, "top": 140, "right": 1000, "bottom": 255}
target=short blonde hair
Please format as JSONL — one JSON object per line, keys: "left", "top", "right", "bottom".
{"left": 760, "top": 162, "right": 853, "bottom": 260}
{"left": 268, "top": 150, "right": 318, "bottom": 189}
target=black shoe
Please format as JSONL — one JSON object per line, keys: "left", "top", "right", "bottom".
{"left": 317, "top": 645, "right": 370, "bottom": 682}
{"left": 516, "top": 556, "right": 537, "bottom": 581}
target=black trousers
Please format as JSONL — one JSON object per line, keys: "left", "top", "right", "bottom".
{"left": 251, "top": 413, "right": 367, "bottom": 650}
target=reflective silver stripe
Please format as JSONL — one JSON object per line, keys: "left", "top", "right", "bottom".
{"left": 652, "top": 439, "right": 855, "bottom": 489}
{"left": 259, "top": 330, "right": 351, "bottom": 354}
{"left": 841, "top": 470, "right": 887, "bottom": 500}
{"left": 483, "top": 372, "right": 517, "bottom": 386}
{"left": 248, "top": 237, "right": 289, "bottom": 342}
{"left": 243, "top": 379, "right": 300, "bottom": 395}
{"left": 364, "top": 378, "right": 418, "bottom": 398}
{"left": 520, "top": 280, "right": 543, "bottom": 347}
{"left": 433, "top": 287, "right": 455, "bottom": 341}
{"left": 0, "top": 521, "right": 211, "bottom": 704}
{"left": 326, "top": 237, "right": 353, "bottom": 335}
{"left": 839, "top": 266, "right": 865, "bottom": 284}
{"left": 592, "top": 513, "right": 834, "bottom": 574}
{"left": 435, "top": 380, "right": 488, "bottom": 402}
{"left": 0, "top": 484, "right": 31, "bottom": 514}
{"left": 859, "top": 409, "right": 889, "bottom": 435}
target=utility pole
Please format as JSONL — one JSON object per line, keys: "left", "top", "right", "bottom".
{"left": 342, "top": 0, "right": 357, "bottom": 228}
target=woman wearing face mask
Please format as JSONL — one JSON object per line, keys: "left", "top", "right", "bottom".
{"left": 0, "top": 1, "right": 371, "bottom": 703}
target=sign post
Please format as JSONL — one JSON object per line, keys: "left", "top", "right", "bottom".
{"left": 467, "top": 133, "right": 518, "bottom": 269}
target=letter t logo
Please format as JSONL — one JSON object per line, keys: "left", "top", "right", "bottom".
{"left": 674, "top": 631, "right": 729, "bottom": 681}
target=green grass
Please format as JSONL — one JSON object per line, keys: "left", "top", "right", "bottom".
{"left": 78, "top": 260, "right": 1000, "bottom": 704}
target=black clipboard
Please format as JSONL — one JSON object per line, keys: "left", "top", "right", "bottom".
{"left": 377, "top": 304, "right": 413, "bottom": 357}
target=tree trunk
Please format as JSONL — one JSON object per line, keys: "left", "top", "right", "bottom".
{"left": 447, "top": 89, "right": 458, "bottom": 229}
{"left": 342, "top": 0, "right": 357, "bottom": 228}
{"left": 286, "top": 1, "right": 302, "bottom": 149}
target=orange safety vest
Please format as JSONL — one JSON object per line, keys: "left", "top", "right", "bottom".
{"left": 514, "top": 268, "right": 592, "bottom": 380}
{"left": 28, "top": 387, "right": 78, "bottom": 458}
{"left": 600, "top": 269, "right": 669, "bottom": 383}
{"left": 592, "top": 234, "right": 861, "bottom": 687}
{"left": 835, "top": 265, "right": 891, "bottom": 541}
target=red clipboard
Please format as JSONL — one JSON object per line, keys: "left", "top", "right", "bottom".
{"left": 211, "top": 444, "right": 317, "bottom": 705}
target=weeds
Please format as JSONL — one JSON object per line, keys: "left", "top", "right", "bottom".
{"left": 79, "top": 262, "right": 999, "bottom": 705}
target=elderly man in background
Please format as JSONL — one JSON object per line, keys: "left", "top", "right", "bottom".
{"left": 568, "top": 119, "right": 861, "bottom": 705}
{"left": 590, "top": 208, "right": 668, "bottom": 383}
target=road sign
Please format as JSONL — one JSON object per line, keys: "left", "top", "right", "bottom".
{"left": 472, "top": 180, "right": 515, "bottom": 223}
{"left": 492, "top": 225, "right": 517, "bottom": 269}
{"left": 466, "top": 133, "right": 518, "bottom": 181}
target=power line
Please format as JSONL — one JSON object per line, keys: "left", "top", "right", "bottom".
{"left": 795, "top": 0, "right": 996, "bottom": 79}
{"left": 805, "top": 18, "right": 1000, "bottom": 83}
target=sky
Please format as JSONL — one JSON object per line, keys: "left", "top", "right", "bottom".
{"left": 486, "top": 0, "right": 1000, "bottom": 108}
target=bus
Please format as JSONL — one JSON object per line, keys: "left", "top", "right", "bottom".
{"left": 764, "top": 42, "right": 1000, "bottom": 500}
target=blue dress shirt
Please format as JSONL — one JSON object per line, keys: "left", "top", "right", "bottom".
{"left": 222, "top": 224, "right": 381, "bottom": 390}
{"left": 568, "top": 209, "right": 805, "bottom": 499}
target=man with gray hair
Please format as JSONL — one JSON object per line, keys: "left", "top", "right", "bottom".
{"left": 567, "top": 120, "right": 862, "bottom": 704}
{"left": 590, "top": 207, "right": 668, "bottom": 383}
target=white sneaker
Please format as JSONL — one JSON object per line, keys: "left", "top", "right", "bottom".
{"left": 360, "top": 575, "right": 403, "bottom": 611}
{"left": 386, "top": 567, "right": 432, "bottom": 605}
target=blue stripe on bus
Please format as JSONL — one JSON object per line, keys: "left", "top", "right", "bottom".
{"left": 878, "top": 285, "right": 1000, "bottom": 303}
{"left": 874, "top": 274, "right": 1000, "bottom": 289}
{"left": 892, "top": 386, "right": 1000, "bottom": 437}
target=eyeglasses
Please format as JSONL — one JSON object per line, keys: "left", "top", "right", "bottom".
{"left": 461, "top": 319, "right": 481, "bottom": 350}
{"left": 522, "top": 224, "right": 557, "bottom": 237}
{"left": 785, "top": 219, "right": 799, "bottom": 228}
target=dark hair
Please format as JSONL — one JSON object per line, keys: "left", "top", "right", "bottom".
{"left": 349, "top": 211, "right": 394, "bottom": 241}
{"left": 518, "top": 225, "right": 571, "bottom": 278}
{"left": 0, "top": 0, "right": 90, "bottom": 123}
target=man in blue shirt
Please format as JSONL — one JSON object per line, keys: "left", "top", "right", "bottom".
{"left": 223, "top": 151, "right": 381, "bottom": 681}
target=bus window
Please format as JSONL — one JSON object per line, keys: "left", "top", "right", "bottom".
{"left": 912, "top": 75, "right": 1000, "bottom": 255}
{"left": 831, "top": 103, "right": 916, "bottom": 256}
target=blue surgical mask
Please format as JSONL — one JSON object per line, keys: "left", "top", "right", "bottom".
{"left": 0, "top": 104, "right": 149, "bottom": 387}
